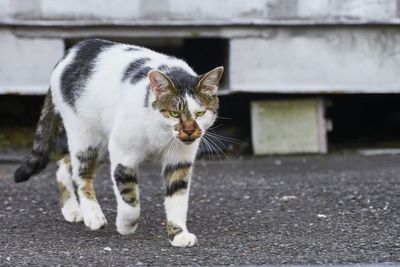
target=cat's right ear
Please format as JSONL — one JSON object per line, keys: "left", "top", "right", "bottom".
{"left": 148, "top": 70, "right": 175, "bottom": 98}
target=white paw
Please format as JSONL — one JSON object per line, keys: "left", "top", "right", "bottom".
{"left": 116, "top": 204, "right": 140, "bottom": 235}
{"left": 170, "top": 232, "right": 198, "bottom": 247}
{"left": 117, "top": 219, "right": 139, "bottom": 235}
{"left": 61, "top": 200, "right": 83, "bottom": 223}
{"left": 81, "top": 201, "right": 107, "bottom": 230}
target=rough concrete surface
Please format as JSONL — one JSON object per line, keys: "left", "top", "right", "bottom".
{"left": 0, "top": 154, "right": 400, "bottom": 266}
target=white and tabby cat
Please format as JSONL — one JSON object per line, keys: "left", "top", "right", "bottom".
{"left": 14, "top": 39, "right": 224, "bottom": 247}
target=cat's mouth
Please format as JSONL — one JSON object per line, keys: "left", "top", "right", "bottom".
{"left": 180, "top": 139, "right": 195, "bottom": 145}
{"left": 176, "top": 129, "right": 202, "bottom": 145}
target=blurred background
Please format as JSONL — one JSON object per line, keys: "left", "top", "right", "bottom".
{"left": 1, "top": 0, "right": 400, "bottom": 157}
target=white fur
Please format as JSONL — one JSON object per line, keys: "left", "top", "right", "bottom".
{"left": 79, "top": 197, "right": 107, "bottom": 230}
{"left": 115, "top": 197, "right": 140, "bottom": 235}
{"left": 56, "top": 159, "right": 82, "bottom": 223}
{"left": 171, "top": 232, "right": 198, "bottom": 247}
{"left": 51, "top": 41, "right": 217, "bottom": 246}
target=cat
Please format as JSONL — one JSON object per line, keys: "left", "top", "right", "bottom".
{"left": 14, "top": 39, "right": 224, "bottom": 247}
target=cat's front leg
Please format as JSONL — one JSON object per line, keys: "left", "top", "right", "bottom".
{"left": 109, "top": 143, "right": 141, "bottom": 235}
{"left": 163, "top": 161, "right": 197, "bottom": 247}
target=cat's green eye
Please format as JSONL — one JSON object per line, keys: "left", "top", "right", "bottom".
{"left": 169, "top": 111, "right": 180, "bottom": 118}
{"left": 196, "top": 111, "right": 206, "bottom": 117}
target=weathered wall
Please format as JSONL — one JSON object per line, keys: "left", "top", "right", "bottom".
{"left": 1, "top": 0, "right": 400, "bottom": 94}
{"left": 0, "top": 0, "right": 399, "bottom": 24}
{"left": 0, "top": 29, "right": 64, "bottom": 94}
{"left": 229, "top": 27, "right": 400, "bottom": 93}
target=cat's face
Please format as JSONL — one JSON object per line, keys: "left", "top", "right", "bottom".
{"left": 149, "top": 67, "right": 223, "bottom": 145}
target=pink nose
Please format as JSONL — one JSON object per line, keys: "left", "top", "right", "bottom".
{"left": 184, "top": 128, "right": 195, "bottom": 135}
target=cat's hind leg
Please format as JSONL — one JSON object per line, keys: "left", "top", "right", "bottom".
{"left": 71, "top": 145, "right": 107, "bottom": 230}
{"left": 66, "top": 125, "right": 107, "bottom": 231}
{"left": 56, "top": 155, "right": 83, "bottom": 223}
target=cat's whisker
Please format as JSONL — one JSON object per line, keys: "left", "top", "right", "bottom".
{"left": 216, "top": 116, "right": 232, "bottom": 120}
{"left": 203, "top": 135, "right": 232, "bottom": 165}
{"left": 156, "top": 136, "right": 174, "bottom": 160}
{"left": 205, "top": 132, "right": 242, "bottom": 144}
{"left": 203, "top": 135, "right": 224, "bottom": 162}
{"left": 164, "top": 137, "right": 176, "bottom": 163}
{"left": 208, "top": 123, "right": 225, "bottom": 130}
{"left": 201, "top": 137, "right": 217, "bottom": 160}
{"left": 205, "top": 133, "right": 229, "bottom": 151}
{"left": 200, "top": 137, "right": 214, "bottom": 160}
{"left": 206, "top": 131, "right": 242, "bottom": 142}
{"left": 205, "top": 138, "right": 214, "bottom": 160}
{"left": 170, "top": 138, "right": 178, "bottom": 163}
{"left": 171, "top": 138, "right": 178, "bottom": 164}
{"left": 171, "top": 138, "right": 178, "bottom": 163}
{"left": 204, "top": 134, "right": 235, "bottom": 167}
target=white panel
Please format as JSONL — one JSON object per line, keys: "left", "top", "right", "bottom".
{"left": 1, "top": 0, "right": 398, "bottom": 22}
{"left": 251, "top": 99, "right": 327, "bottom": 155}
{"left": 230, "top": 28, "right": 400, "bottom": 93}
{"left": 40, "top": 0, "right": 140, "bottom": 20}
{"left": 0, "top": 30, "right": 64, "bottom": 94}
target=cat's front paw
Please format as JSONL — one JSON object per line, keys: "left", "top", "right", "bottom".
{"left": 81, "top": 201, "right": 107, "bottom": 230}
{"left": 61, "top": 199, "right": 83, "bottom": 223}
{"left": 170, "top": 232, "right": 198, "bottom": 247}
{"left": 116, "top": 217, "right": 140, "bottom": 235}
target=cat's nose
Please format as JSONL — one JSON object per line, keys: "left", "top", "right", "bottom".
{"left": 184, "top": 128, "right": 195, "bottom": 135}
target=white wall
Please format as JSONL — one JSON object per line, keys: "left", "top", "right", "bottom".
{"left": 1, "top": 0, "right": 400, "bottom": 94}
{"left": 229, "top": 28, "right": 400, "bottom": 93}
{"left": 0, "top": 30, "right": 64, "bottom": 94}
{"left": 0, "top": 0, "right": 398, "bottom": 23}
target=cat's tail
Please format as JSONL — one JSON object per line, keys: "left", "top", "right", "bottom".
{"left": 14, "top": 89, "right": 61, "bottom": 183}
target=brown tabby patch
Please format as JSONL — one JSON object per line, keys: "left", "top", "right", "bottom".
{"left": 194, "top": 92, "right": 219, "bottom": 113}
{"left": 81, "top": 181, "right": 96, "bottom": 200}
{"left": 63, "top": 155, "right": 72, "bottom": 174}
{"left": 163, "top": 163, "right": 192, "bottom": 196}
{"left": 58, "top": 182, "right": 71, "bottom": 208}
{"left": 76, "top": 147, "right": 99, "bottom": 200}
{"left": 167, "top": 221, "right": 183, "bottom": 241}
{"left": 114, "top": 164, "right": 139, "bottom": 207}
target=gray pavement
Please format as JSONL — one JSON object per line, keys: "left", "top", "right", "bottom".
{"left": 0, "top": 154, "right": 400, "bottom": 266}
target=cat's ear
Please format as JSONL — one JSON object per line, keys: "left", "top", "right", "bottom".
{"left": 196, "top": 66, "right": 224, "bottom": 96}
{"left": 148, "top": 70, "right": 175, "bottom": 98}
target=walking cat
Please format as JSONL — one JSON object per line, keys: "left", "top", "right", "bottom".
{"left": 14, "top": 39, "right": 224, "bottom": 247}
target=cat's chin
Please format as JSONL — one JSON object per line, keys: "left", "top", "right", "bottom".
{"left": 177, "top": 138, "right": 197, "bottom": 145}
{"left": 181, "top": 140, "right": 194, "bottom": 145}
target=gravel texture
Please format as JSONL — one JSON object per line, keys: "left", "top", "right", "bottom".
{"left": 0, "top": 154, "right": 400, "bottom": 266}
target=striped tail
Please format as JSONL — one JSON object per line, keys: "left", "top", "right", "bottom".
{"left": 14, "top": 89, "right": 61, "bottom": 183}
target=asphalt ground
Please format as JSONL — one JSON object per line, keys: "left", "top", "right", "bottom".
{"left": 0, "top": 154, "right": 400, "bottom": 266}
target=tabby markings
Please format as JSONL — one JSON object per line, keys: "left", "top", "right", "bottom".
{"left": 163, "top": 162, "right": 192, "bottom": 196}
{"left": 131, "top": 66, "right": 152, "bottom": 85}
{"left": 167, "top": 221, "right": 184, "bottom": 241}
{"left": 58, "top": 182, "right": 71, "bottom": 208}
{"left": 125, "top": 46, "right": 140, "bottom": 52}
{"left": 122, "top": 58, "right": 150, "bottom": 83}
{"left": 61, "top": 39, "right": 115, "bottom": 108}
{"left": 114, "top": 164, "right": 139, "bottom": 207}
{"left": 76, "top": 146, "right": 99, "bottom": 200}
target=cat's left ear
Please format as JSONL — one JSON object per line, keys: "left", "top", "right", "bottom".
{"left": 196, "top": 66, "right": 224, "bottom": 96}
{"left": 148, "top": 70, "right": 175, "bottom": 98}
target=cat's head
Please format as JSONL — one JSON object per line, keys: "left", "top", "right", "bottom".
{"left": 149, "top": 66, "right": 224, "bottom": 145}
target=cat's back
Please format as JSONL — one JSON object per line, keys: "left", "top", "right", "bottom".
{"left": 51, "top": 39, "right": 195, "bottom": 109}
{"left": 51, "top": 39, "right": 153, "bottom": 105}
{"left": 50, "top": 39, "right": 195, "bottom": 132}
